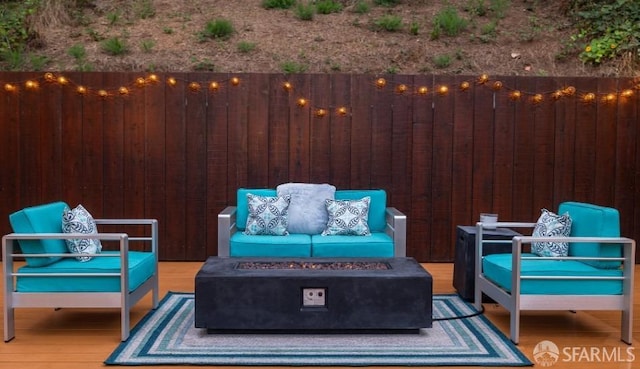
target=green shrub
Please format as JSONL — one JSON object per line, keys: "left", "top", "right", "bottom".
{"left": 237, "top": 41, "right": 256, "bottom": 53}
{"left": 431, "top": 6, "right": 468, "bottom": 39}
{"left": 0, "top": 0, "right": 39, "bottom": 58}
{"left": 374, "top": 0, "right": 400, "bottom": 7}
{"left": 200, "top": 18, "right": 234, "bottom": 41}
{"left": 134, "top": 0, "right": 156, "bottom": 19}
{"left": 140, "top": 39, "right": 155, "bottom": 53}
{"left": 433, "top": 54, "right": 452, "bottom": 68}
{"left": 262, "top": 0, "right": 296, "bottom": 9}
{"left": 281, "top": 60, "right": 308, "bottom": 74}
{"left": 295, "top": 2, "right": 315, "bottom": 21}
{"left": 573, "top": 0, "right": 640, "bottom": 65}
{"left": 353, "top": 1, "right": 371, "bottom": 14}
{"left": 316, "top": 0, "right": 343, "bottom": 14}
{"left": 374, "top": 14, "right": 403, "bottom": 32}
{"left": 101, "top": 37, "right": 129, "bottom": 55}
{"left": 68, "top": 43, "right": 86, "bottom": 60}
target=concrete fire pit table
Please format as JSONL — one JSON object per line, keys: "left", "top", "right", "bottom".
{"left": 194, "top": 257, "right": 432, "bottom": 332}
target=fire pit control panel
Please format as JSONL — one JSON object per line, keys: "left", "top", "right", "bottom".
{"left": 302, "top": 288, "right": 327, "bottom": 307}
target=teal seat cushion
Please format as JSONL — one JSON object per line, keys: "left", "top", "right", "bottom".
{"left": 9, "top": 201, "right": 69, "bottom": 267}
{"left": 311, "top": 232, "right": 394, "bottom": 257}
{"left": 335, "top": 189, "right": 387, "bottom": 233}
{"left": 559, "top": 201, "right": 622, "bottom": 269}
{"left": 16, "top": 251, "right": 156, "bottom": 293}
{"left": 483, "top": 253, "right": 623, "bottom": 295}
{"left": 230, "top": 233, "right": 312, "bottom": 257}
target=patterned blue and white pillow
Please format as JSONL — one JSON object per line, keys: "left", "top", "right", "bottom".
{"left": 531, "top": 208, "right": 572, "bottom": 257}
{"left": 322, "top": 196, "right": 371, "bottom": 236}
{"left": 62, "top": 204, "right": 102, "bottom": 262}
{"left": 244, "top": 194, "right": 291, "bottom": 236}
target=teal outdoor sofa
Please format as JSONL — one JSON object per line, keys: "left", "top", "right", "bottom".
{"left": 218, "top": 187, "right": 407, "bottom": 258}
{"left": 475, "top": 201, "right": 635, "bottom": 344}
{"left": 3, "top": 201, "right": 159, "bottom": 342}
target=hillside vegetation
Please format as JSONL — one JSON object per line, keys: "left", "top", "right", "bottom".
{"left": 0, "top": 0, "right": 638, "bottom": 76}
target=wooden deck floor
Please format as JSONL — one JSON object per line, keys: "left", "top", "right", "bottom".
{"left": 1, "top": 262, "right": 638, "bottom": 368}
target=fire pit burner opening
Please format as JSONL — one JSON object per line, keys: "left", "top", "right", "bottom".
{"left": 236, "top": 261, "right": 390, "bottom": 270}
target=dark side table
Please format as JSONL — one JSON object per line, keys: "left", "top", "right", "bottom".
{"left": 453, "top": 225, "right": 521, "bottom": 302}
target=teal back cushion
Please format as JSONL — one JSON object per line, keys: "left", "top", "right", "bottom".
{"left": 558, "top": 201, "right": 622, "bottom": 269}
{"left": 235, "top": 188, "right": 388, "bottom": 233}
{"left": 9, "top": 201, "right": 69, "bottom": 267}
{"left": 335, "top": 189, "right": 387, "bottom": 233}
{"left": 236, "top": 189, "right": 277, "bottom": 232}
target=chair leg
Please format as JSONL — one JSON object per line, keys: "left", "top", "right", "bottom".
{"left": 622, "top": 307, "right": 632, "bottom": 344}
{"left": 121, "top": 304, "right": 130, "bottom": 342}
{"left": 510, "top": 309, "right": 520, "bottom": 345}
{"left": 4, "top": 306, "right": 15, "bottom": 342}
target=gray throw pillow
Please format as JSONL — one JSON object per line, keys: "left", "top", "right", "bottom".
{"left": 276, "top": 183, "right": 336, "bottom": 234}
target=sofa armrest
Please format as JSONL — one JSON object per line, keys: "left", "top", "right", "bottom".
{"left": 385, "top": 207, "right": 406, "bottom": 257}
{"left": 218, "top": 206, "right": 237, "bottom": 257}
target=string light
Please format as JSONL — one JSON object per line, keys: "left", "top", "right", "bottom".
{"left": 209, "top": 81, "right": 220, "bottom": 91}
{"left": 283, "top": 82, "right": 293, "bottom": 91}
{"left": 417, "top": 86, "right": 428, "bottom": 95}
{"left": 621, "top": 89, "right": 634, "bottom": 98}
{"left": 336, "top": 106, "right": 348, "bottom": 116}
{"left": 478, "top": 74, "right": 489, "bottom": 84}
{"left": 57, "top": 76, "right": 69, "bottom": 85}
{"left": 509, "top": 90, "right": 522, "bottom": 101}
{"left": 602, "top": 93, "right": 616, "bottom": 104}
{"left": 582, "top": 92, "right": 596, "bottom": 103}
{"left": 437, "top": 85, "right": 449, "bottom": 96}
{"left": 25, "top": 80, "right": 38, "bottom": 90}
{"left": 118, "top": 87, "right": 130, "bottom": 96}
{"left": 189, "top": 82, "right": 201, "bottom": 92}
{"left": 532, "top": 94, "right": 544, "bottom": 104}
{"left": 44, "top": 72, "right": 56, "bottom": 83}
{"left": 135, "top": 77, "right": 146, "bottom": 87}
{"left": 315, "top": 108, "right": 327, "bottom": 117}
{"left": 167, "top": 77, "right": 177, "bottom": 87}
{"left": 459, "top": 81, "right": 470, "bottom": 91}
{"left": 492, "top": 81, "right": 503, "bottom": 91}
{"left": 76, "top": 86, "right": 87, "bottom": 95}
{"left": 297, "top": 98, "right": 308, "bottom": 107}
{"left": 375, "top": 78, "right": 386, "bottom": 88}
{"left": 395, "top": 84, "right": 408, "bottom": 94}
{"left": 230, "top": 77, "right": 240, "bottom": 86}
{"left": 4, "top": 83, "right": 17, "bottom": 92}
{"left": 98, "top": 89, "right": 109, "bottom": 98}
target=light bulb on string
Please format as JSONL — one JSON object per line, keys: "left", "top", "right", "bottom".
{"left": 315, "top": 108, "right": 327, "bottom": 118}
{"left": 135, "top": 77, "right": 146, "bottom": 87}
{"left": 209, "top": 81, "right": 220, "bottom": 91}
{"left": 395, "top": 84, "right": 408, "bottom": 94}
{"left": 417, "top": 86, "right": 428, "bottom": 95}
{"left": 57, "top": 76, "right": 69, "bottom": 85}
{"left": 98, "top": 89, "right": 109, "bottom": 98}
{"left": 44, "top": 72, "right": 56, "bottom": 83}
{"left": 459, "top": 81, "right": 470, "bottom": 91}
{"left": 375, "top": 78, "right": 386, "bottom": 89}
{"left": 189, "top": 82, "right": 201, "bottom": 92}
{"left": 437, "top": 85, "right": 449, "bottom": 96}
{"left": 25, "top": 80, "right": 39, "bottom": 90}
{"left": 336, "top": 106, "right": 348, "bottom": 116}
{"left": 76, "top": 86, "right": 87, "bottom": 95}
{"left": 531, "top": 94, "right": 544, "bottom": 104}
{"left": 230, "top": 77, "right": 240, "bottom": 86}
{"left": 167, "top": 77, "right": 177, "bottom": 87}
{"left": 509, "top": 90, "right": 522, "bottom": 101}
{"left": 118, "top": 87, "right": 130, "bottom": 96}
{"left": 621, "top": 89, "right": 634, "bottom": 98}
{"left": 283, "top": 82, "right": 293, "bottom": 91}
{"left": 4, "top": 83, "right": 17, "bottom": 92}
{"left": 297, "top": 98, "right": 308, "bottom": 107}
{"left": 582, "top": 92, "right": 596, "bottom": 104}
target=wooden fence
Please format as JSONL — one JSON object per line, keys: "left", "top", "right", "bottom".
{"left": 1, "top": 72, "right": 638, "bottom": 262}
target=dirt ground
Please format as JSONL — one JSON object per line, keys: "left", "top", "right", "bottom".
{"left": 28, "top": 0, "right": 635, "bottom": 76}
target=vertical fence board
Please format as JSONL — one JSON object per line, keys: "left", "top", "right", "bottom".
{"left": 389, "top": 75, "right": 413, "bottom": 210}
{"left": 471, "top": 78, "right": 496, "bottom": 221}
{"left": 511, "top": 77, "right": 537, "bottom": 220}
{"left": 102, "top": 72, "right": 125, "bottom": 217}
{"left": 450, "top": 76, "right": 474, "bottom": 239}
{"left": 370, "top": 76, "right": 393, "bottom": 189}
{"left": 409, "top": 75, "right": 434, "bottom": 261}
{"left": 246, "top": 73, "right": 269, "bottom": 188}
{"left": 268, "top": 74, "right": 290, "bottom": 186}
{"left": 208, "top": 73, "right": 231, "bottom": 256}
{"left": 430, "top": 75, "right": 454, "bottom": 261}
{"left": 81, "top": 73, "right": 106, "bottom": 215}
{"left": 614, "top": 78, "right": 637, "bottom": 240}
{"left": 553, "top": 77, "right": 577, "bottom": 205}
{"left": 348, "top": 75, "right": 371, "bottom": 188}
{"left": 531, "top": 77, "right": 556, "bottom": 211}
{"left": 594, "top": 78, "right": 619, "bottom": 205}
{"left": 309, "top": 74, "right": 331, "bottom": 184}
{"left": 144, "top": 74, "right": 167, "bottom": 257}
{"left": 184, "top": 72, "right": 208, "bottom": 260}
{"left": 288, "top": 74, "right": 311, "bottom": 183}
{"left": 492, "top": 76, "right": 517, "bottom": 220}
{"left": 573, "top": 77, "right": 599, "bottom": 203}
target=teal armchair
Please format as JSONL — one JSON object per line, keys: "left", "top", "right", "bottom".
{"left": 475, "top": 201, "right": 635, "bottom": 344}
{"left": 3, "top": 201, "right": 159, "bottom": 342}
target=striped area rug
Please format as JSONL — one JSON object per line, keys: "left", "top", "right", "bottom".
{"left": 105, "top": 292, "right": 532, "bottom": 366}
